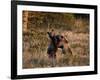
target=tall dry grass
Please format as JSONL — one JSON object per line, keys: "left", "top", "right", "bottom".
{"left": 22, "top": 11, "right": 89, "bottom": 68}
{"left": 23, "top": 29, "right": 89, "bottom": 68}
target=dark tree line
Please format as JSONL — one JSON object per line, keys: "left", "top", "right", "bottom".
{"left": 23, "top": 11, "right": 89, "bottom": 33}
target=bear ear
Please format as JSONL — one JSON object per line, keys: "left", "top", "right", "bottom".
{"left": 51, "top": 29, "right": 54, "bottom": 32}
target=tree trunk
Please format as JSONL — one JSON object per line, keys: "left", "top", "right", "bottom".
{"left": 23, "top": 11, "right": 29, "bottom": 33}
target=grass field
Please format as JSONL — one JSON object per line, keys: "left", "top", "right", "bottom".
{"left": 22, "top": 11, "right": 89, "bottom": 69}
{"left": 23, "top": 29, "right": 89, "bottom": 68}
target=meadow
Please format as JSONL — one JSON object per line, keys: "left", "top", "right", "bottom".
{"left": 22, "top": 11, "right": 89, "bottom": 68}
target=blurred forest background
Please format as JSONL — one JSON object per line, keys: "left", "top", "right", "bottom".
{"left": 22, "top": 11, "right": 89, "bottom": 68}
